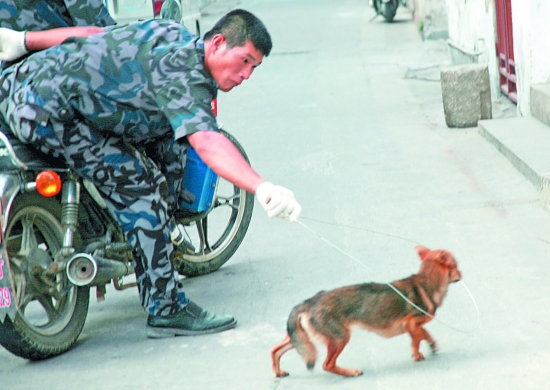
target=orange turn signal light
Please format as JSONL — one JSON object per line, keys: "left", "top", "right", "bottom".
{"left": 36, "top": 170, "right": 62, "bottom": 197}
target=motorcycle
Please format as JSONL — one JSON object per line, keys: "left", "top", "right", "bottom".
{"left": 370, "top": 0, "right": 412, "bottom": 23}
{"left": 0, "top": 116, "right": 254, "bottom": 360}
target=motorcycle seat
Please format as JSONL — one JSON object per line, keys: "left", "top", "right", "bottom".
{"left": 0, "top": 129, "right": 66, "bottom": 169}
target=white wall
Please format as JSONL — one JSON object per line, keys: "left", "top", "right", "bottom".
{"left": 445, "top": 0, "right": 550, "bottom": 116}
{"left": 512, "top": 0, "right": 550, "bottom": 115}
{"left": 529, "top": 1, "right": 550, "bottom": 85}
{"left": 417, "top": 0, "right": 448, "bottom": 39}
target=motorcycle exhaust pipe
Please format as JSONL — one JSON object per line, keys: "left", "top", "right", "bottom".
{"left": 66, "top": 253, "right": 133, "bottom": 286}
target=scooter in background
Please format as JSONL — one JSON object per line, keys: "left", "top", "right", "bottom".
{"left": 370, "top": 0, "right": 413, "bottom": 23}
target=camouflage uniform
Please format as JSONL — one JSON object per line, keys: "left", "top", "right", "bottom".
{"left": 0, "top": 20, "right": 219, "bottom": 316}
{"left": 0, "top": 0, "right": 114, "bottom": 30}
{"left": 0, "top": 0, "right": 115, "bottom": 69}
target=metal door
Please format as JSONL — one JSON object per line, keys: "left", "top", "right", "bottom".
{"left": 495, "top": 0, "right": 516, "bottom": 103}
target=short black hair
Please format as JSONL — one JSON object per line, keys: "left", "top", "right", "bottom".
{"left": 203, "top": 9, "right": 272, "bottom": 57}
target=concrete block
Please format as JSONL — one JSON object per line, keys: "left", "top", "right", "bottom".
{"left": 441, "top": 64, "right": 492, "bottom": 128}
{"left": 531, "top": 83, "right": 550, "bottom": 127}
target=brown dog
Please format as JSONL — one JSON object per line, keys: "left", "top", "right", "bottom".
{"left": 271, "top": 245, "right": 462, "bottom": 377}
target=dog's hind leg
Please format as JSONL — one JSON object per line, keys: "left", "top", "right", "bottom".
{"left": 271, "top": 334, "right": 294, "bottom": 377}
{"left": 322, "top": 335, "right": 362, "bottom": 377}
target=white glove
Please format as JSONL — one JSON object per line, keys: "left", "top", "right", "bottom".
{"left": 255, "top": 182, "right": 302, "bottom": 222}
{"left": 0, "top": 28, "right": 28, "bottom": 62}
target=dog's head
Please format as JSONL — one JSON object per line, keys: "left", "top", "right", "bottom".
{"left": 415, "top": 245, "right": 462, "bottom": 283}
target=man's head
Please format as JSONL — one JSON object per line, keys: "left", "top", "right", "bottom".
{"left": 203, "top": 9, "right": 272, "bottom": 92}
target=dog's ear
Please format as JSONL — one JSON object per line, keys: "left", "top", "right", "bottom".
{"left": 415, "top": 246, "right": 431, "bottom": 261}
{"left": 438, "top": 250, "right": 458, "bottom": 269}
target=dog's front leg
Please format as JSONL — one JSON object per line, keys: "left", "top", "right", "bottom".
{"left": 405, "top": 320, "right": 432, "bottom": 361}
{"left": 422, "top": 327, "right": 438, "bottom": 354}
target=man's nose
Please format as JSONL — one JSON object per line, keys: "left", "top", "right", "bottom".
{"left": 240, "top": 67, "right": 253, "bottom": 80}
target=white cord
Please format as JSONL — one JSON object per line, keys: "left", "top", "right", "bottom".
{"left": 297, "top": 220, "right": 481, "bottom": 333}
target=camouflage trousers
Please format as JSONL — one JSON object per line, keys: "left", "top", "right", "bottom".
{"left": 0, "top": 66, "right": 188, "bottom": 316}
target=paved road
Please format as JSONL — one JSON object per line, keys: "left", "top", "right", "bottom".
{"left": 2, "top": 0, "right": 550, "bottom": 389}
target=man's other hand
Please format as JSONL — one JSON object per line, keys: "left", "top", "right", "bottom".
{"left": 0, "top": 28, "right": 28, "bottom": 61}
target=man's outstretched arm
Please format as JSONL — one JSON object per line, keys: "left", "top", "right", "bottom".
{"left": 0, "top": 26, "right": 104, "bottom": 61}
{"left": 187, "top": 131, "right": 302, "bottom": 221}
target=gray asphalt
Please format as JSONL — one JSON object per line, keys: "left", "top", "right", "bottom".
{"left": 2, "top": 0, "right": 550, "bottom": 389}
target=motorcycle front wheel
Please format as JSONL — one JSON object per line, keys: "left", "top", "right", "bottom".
{"left": 375, "top": 0, "right": 399, "bottom": 22}
{"left": 0, "top": 193, "right": 89, "bottom": 360}
{"left": 173, "top": 130, "right": 254, "bottom": 277}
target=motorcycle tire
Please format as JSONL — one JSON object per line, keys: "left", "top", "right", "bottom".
{"left": 0, "top": 193, "right": 89, "bottom": 360}
{"left": 375, "top": 0, "right": 399, "bottom": 22}
{"left": 172, "top": 130, "right": 254, "bottom": 277}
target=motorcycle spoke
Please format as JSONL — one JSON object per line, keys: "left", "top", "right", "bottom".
{"left": 14, "top": 272, "right": 30, "bottom": 308}
{"left": 6, "top": 254, "right": 24, "bottom": 274}
{"left": 193, "top": 218, "right": 210, "bottom": 255}
{"left": 5, "top": 254, "right": 31, "bottom": 310}
{"left": 19, "top": 215, "right": 40, "bottom": 256}
{"left": 18, "top": 291, "right": 35, "bottom": 314}
{"left": 35, "top": 295, "right": 58, "bottom": 322}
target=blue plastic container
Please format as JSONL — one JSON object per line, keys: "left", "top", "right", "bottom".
{"left": 181, "top": 148, "right": 218, "bottom": 212}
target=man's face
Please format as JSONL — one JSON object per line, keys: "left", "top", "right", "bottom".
{"left": 207, "top": 38, "right": 264, "bottom": 92}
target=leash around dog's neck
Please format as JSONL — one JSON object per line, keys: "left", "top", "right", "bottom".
{"left": 297, "top": 219, "right": 481, "bottom": 334}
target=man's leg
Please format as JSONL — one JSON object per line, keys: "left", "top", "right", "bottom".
{"left": 2, "top": 92, "right": 236, "bottom": 335}
{"left": 66, "top": 131, "right": 237, "bottom": 336}
{"left": 83, "top": 135, "right": 187, "bottom": 316}
{"left": 5, "top": 107, "right": 188, "bottom": 314}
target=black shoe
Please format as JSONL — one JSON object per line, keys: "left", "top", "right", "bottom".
{"left": 146, "top": 301, "right": 237, "bottom": 338}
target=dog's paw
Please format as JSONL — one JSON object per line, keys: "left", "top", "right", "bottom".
{"left": 324, "top": 366, "right": 363, "bottom": 377}
{"left": 275, "top": 370, "right": 289, "bottom": 378}
{"left": 430, "top": 341, "right": 438, "bottom": 353}
{"left": 412, "top": 352, "right": 425, "bottom": 361}
{"left": 338, "top": 368, "right": 363, "bottom": 377}
{"left": 349, "top": 369, "right": 363, "bottom": 377}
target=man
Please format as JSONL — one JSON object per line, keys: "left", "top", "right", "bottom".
{"left": 0, "top": 9, "right": 301, "bottom": 338}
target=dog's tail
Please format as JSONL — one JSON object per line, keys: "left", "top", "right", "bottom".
{"left": 288, "top": 310, "right": 318, "bottom": 370}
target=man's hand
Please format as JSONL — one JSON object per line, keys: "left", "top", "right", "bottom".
{"left": 255, "top": 182, "right": 302, "bottom": 222}
{"left": 0, "top": 28, "right": 28, "bottom": 61}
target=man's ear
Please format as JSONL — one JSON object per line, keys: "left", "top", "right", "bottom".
{"left": 210, "top": 34, "right": 226, "bottom": 51}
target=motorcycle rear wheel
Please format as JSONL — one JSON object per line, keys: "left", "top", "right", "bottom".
{"left": 0, "top": 193, "right": 89, "bottom": 360}
{"left": 172, "top": 130, "right": 254, "bottom": 277}
{"left": 375, "top": 0, "right": 399, "bottom": 22}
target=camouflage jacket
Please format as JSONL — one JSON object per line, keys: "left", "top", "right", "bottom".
{"left": 4, "top": 19, "right": 218, "bottom": 141}
{"left": 0, "top": 0, "right": 115, "bottom": 69}
{"left": 0, "top": 0, "right": 115, "bottom": 31}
